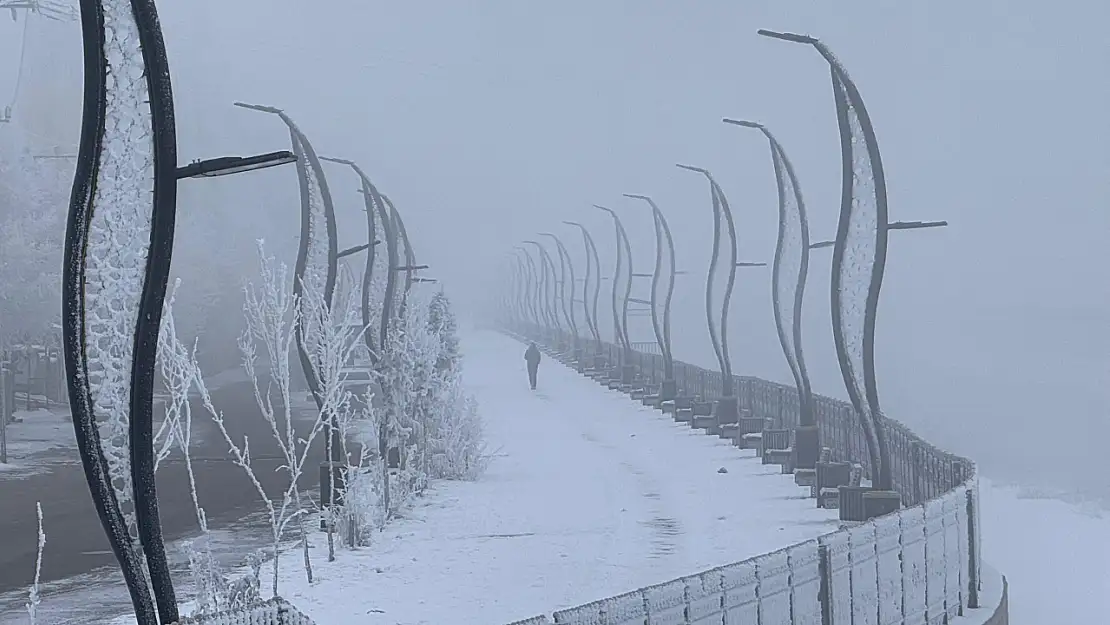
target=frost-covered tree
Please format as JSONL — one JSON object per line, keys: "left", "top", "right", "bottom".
{"left": 157, "top": 280, "right": 263, "bottom": 615}
{"left": 376, "top": 289, "right": 489, "bottom": 507}
{"left": 0, "top": 130, "right": 66, "bottom": 345}
{"left": 297, "top": 264, "right": 370, "bottom": 561}
{"left": 197, "top": 241, "right": 329, "bottom": 597}
{"left": 427, "top": 289, "right": 460, "bottom": 372}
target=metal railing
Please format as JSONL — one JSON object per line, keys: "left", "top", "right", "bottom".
{"left": 501, "top": 329, "right": 985, "bottom": 625}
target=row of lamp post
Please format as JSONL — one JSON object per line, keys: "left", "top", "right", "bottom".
{"left": 61, "top": 0, "right": 430, "bottom": 622}
{"left": 495, "top": 28, "right": 947, "bottom": 520}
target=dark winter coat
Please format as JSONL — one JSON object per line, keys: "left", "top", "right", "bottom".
{"left": 524, "top": 344, "right": 542, "bottom": 367}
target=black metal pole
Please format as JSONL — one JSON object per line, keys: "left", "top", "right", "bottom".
{"left": 514, "top": 247, "right": 541, "bottom": 338}
{"left": 676, "top": 165, "right": 740, "bottom": 418}
{"left": 594, "top": 205, "right": 635, "bottom": 384}
{"left": 622, "top": 194, "right": 678, "bottom": 401}
{"left": 524, "top": 240, "right": 563, "bottom": 349}
{"left": 234, "top": 102, "right": 341, "bottom": 466}
{"left": 540, "top": 232, "right": 579, "bottom": 360}
{"left": 563, "top": 221, "right": 604, "bottom": 360}
{"left": 759, "top": 29, "right": 948, "bottom": 502}
{"left": 65, "top": 1, "right": 180, "bottom": 622}
{"left": 724, "top": 118, "right": 820, "bottom": 472}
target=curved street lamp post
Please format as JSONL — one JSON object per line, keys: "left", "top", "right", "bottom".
{"left": 594, "top": 204, "right": 636, "bottom": 387}
{"left": 539, "top": 232, "right": 582, "bottom": 368}
{"left": 723, "top": 118, "right": 822, "bottom": 478}
{"left": 64, "top": 2, "right": 298, "bottom": 623}
{"left": 524, "top": 239, "right": 564, "bottom": 353}
{"left": 562, "top": 221, "right": 604, "bottom": 370}
{"left": 514, "top": 246, "right": 542, "bottom": 340}
{"left": 233, "top": 101, "right": 344, "bottom": 471}
{"left": 318, "top": 157, "right": 399, "bottom": 360}
{"left": 759, "top": 29, "right": 949, "bottom": 517}
{"left": 676, "top": 164, "right": 766, "bottom": 431}
{"left": 622, "top": 194, "right": 679, "bottom": 406}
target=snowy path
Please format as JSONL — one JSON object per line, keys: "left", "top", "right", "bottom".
{"left": 275, "top": 331, "right": 840, "bottom": 624}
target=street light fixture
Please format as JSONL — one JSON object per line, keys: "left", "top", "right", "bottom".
{"left": 539, "top": 232, "right": 580, "bottom": 363}
{"left": 318, "top": 156, "right": 399, "bottom": 360}
{"left": 594, "top": 204, "right": 636, "bottom": 386}
{"left": 723, "top": 117, "right": 821, "bottom": 476}
{"left": 233, "top": 100, "right": 342, "bottom": 469}
{"left": 675, "top": 164, "right": 743, "bottom": 425}
{"left": 622, "top": 194, "right": 679, "bottom": 404}
{"left": 524, "top": 239, "right": 564, "bottom": 349}
{"left": 758, "top": 29, "right": 950, "bottom": 512}
{"left": 514, "top": 246, "right": 542, "bottom": 339}
{"left": 63, "top": 0, "right": 193, "bottom": 622}
{"left": 175, "top": 150, "right": 296, "bottom": 179}
{"left": 562, "top": 220, "right": 604, "bottom": 364}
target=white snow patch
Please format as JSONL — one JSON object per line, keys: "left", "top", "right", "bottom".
{"left": 259, "top": 331, "right": 839, "bottom": 623}
{"left": 979, "top": 478, "right": 1110, "bottom": 624}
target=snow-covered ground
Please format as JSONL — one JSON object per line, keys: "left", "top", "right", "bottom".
{"left": 256, "top": 331, "right": 841, "bottom": 624}
{"left": 0, "top": 408, "right": 76, "bottom": 476}
{"left": 979, "top": 480, "right": 1110, "bottom": 624}
{"left": 58, "top": 332, "right": 1110, "bottom": 624}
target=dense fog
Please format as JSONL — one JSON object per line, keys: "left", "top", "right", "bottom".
{"left": 0, "top": 0, "right": 1106, "bottom": 507}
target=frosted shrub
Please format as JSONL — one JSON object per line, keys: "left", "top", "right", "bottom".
{"left": 181, "top": 534, "right": 229, "bottom": 615}
{"left": 337, "top": 463, "right": 386, "bottom": 547}
{"left": 428, "top": 374, "right": 491, "bottom": 481}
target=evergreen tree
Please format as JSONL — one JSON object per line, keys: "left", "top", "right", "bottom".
{"left": 427, "top": 290, "right": 459, "bottom": 371}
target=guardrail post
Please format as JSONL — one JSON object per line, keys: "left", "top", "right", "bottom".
{"left": 910, "top": 442, "right": 924, "bottom": 506}
{"left": 817, "top": 543, "right": 832, "bottom": 625}
{"left": 966, "top": 485, "right": 980, "bottom": 608}
{"left": 0, "top": 366, "right": 8, "bottom": 464}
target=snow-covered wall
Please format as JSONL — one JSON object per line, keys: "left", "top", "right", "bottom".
{"left": 498, "top": 333, "right": 1004, "bottom": 625}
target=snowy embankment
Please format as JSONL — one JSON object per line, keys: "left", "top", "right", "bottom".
{"left": 265, "top": 331, "right": 840, "bottom": 623}
{"left": 978, "top": 481, "right": 1110, "bottom": 624}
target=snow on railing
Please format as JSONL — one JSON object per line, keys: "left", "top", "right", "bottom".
{"left": 174, "top": 597, "right": 315, "bottom": 625}
{"left": 502, "top": 330, "right": 985, "bottom": 625}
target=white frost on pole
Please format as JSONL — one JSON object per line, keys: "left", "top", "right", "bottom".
{"left": 291, "top": 131, "right": 332, "bottom": 379}
{"left": 82, "top": 0, "right": 156, "bottom": 551}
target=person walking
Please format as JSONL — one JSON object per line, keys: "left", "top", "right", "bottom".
{"left": 524, "top": 342, "right": 542, "bottom": 390}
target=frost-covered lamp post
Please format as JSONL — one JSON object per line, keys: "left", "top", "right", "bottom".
{"left": 510, "top": 253, "right": 534, "bottom": 337}
{"left": 562, "top": 220, "right": 604, "bottom": 368}
{"left": 514, "top": 246, "right": 542, "bottom": 340}
{"left": 501, "top": 254, "right": 524, "bottom": 335}
{"left": 232, "top": 101, "right": 345, "bottom": 471}
{"left": 316, "top": 157, "right": 398, "bottom": 519}
{"left": 524, "top": 239, "right": 563, "bottom": 351}
{"left": 593, "top": 204, "right": 635, "bottom": 386}
{"left": 759, "top": 29, "right": 949, "bottom": 516}
{"left": 676, "top": 164, "right": 766, "bottom": 429}
{"left": 722, "top": 118, "right": 823, "bottom": 481}
{"left": 539, "top": 232, "right": 580, "bottom": 366}
{"left": 622, "top": 194, "right": 679, "bottom": 405}
{"left": 318, "top": 157, "right": 398, "bottom": 359}
{"left": 64, "top": 3, "right": 297, "bottom": 623}
{"left": 381, "top": 193, "right": 424, "bottom": 307}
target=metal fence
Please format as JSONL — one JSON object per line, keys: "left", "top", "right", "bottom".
{"left": 506, "top": 332, "right": 983, "bottom": 625}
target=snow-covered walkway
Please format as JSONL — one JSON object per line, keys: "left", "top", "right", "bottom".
{"left": 275, "top": 331, "right": 840, "bottom": 624}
